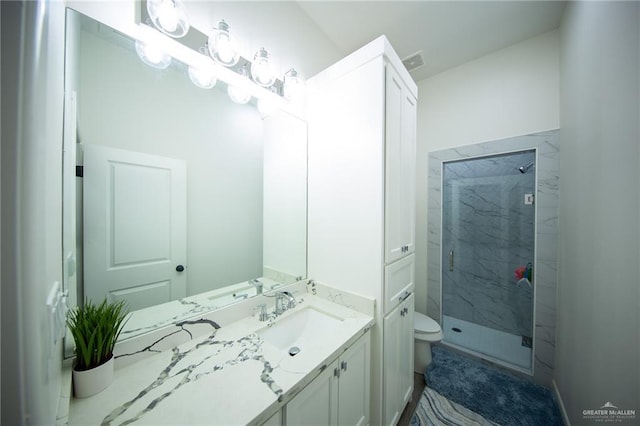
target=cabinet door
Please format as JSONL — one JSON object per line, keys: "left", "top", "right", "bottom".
{"left": 337, "top": 332, "right": 371, "bottom": 426}
{"left": 383, "top": 294, "right": 415, "bottom": 426}
{"left": 383, "top": 304, "right": 403, "bottom": 426}
{"left": 385, "top": 64, "right": 417, "bottom": 264}
{"left": 286, "top": 360, "right": 339, "bottom": 426}
{"left": 400, "top": 87, "right": 416, "bottom": 257}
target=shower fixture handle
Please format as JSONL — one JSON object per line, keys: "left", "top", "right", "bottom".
{"left": 449, "top": 250, "right": 454, "bottom": 272}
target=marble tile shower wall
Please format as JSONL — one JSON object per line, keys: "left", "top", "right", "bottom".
{"left": 442, "top": 154, "right": 535, "bottom": 339}
{"left": 427, "top": 130, "right": 559, "bottom": 385}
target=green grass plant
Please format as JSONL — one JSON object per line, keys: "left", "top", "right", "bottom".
{"left": 67, "top": 299, "right": 129, "bottom": 371}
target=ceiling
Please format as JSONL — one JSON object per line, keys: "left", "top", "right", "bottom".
{"left": 297, "top": 1, "right": 567, "bottom": 82}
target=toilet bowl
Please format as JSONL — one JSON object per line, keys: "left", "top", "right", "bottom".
{"left": 414, "top": 312, "right": 443, "bottom": 373}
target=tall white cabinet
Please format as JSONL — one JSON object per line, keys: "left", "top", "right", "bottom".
{"left": 308, "top": 36, "right": 418, "bottom": 426}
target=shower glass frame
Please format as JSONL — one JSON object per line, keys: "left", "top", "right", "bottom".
{"left": 440, "top": 149, "right": 537, "bottom": 372}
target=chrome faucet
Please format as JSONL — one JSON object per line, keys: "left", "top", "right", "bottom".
{"left": 249, "top": 279, "right": 263, "bottom": 295}
{"left": 254, "top": 303, "right": 268, "bottom": 322}
{"left": 275, "top": 291, "right": 296, "bottom": 314}
{"left": 282, "top": 291, "right": 296, "bottom": 309}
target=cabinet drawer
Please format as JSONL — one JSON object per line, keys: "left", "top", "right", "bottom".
{"left": 383, "top": 254, "right": 414, "bottom": 314}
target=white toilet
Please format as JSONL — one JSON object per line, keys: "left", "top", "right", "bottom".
{"left": 414, "top": 312, "right": 443, "bottom": 373}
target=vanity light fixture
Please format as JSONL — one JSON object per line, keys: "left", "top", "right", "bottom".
{"left": 283, "top": 68, "right": 303, "bottom": 100}
{"left": 251, "top": 47, "right": 275, "bottom": 87}
{"left": 207, "top": 20, "right": 239, "bottom": 67}
{"left": 146, "top": 0, "right": 190, "bottom": 38}
{"left": 227, "top": 63, "right": 252, "bottom": 104}
{"left": 135, "top": 39, "right": 172, "bottom": 69}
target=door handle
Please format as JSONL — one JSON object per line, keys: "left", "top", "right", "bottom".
{"left": 449, "top": 250, "right": 454, "bottom": 272}
{"left": 176, "top": 265, "right": 185, "bottom": 272}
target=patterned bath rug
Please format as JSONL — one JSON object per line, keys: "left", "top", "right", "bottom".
{"left": 424, "top": 346, "right": 563, "bottom": 426}
{"left": 410, "top": 387, "right": 499, "bottom": 426}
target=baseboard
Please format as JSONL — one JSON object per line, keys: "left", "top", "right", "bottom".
{"left": 552, "top": 379, "right": 571, "bottom": 426}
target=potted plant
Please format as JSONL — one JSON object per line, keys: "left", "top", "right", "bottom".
{"left": 67, "top": 298, "right": 129, "bottom": 398}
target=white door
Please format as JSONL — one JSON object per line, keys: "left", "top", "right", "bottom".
{"left": 83, "top": 144, "right": 187, "bottom": 311}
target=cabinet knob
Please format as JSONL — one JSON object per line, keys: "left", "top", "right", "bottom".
{"left": 334, "top": 367, "right": 340, "bottom": 378}
{"left": 341, "top": 361, "right": 348, "bottom": 371}
{"left": 176, "top": 265, "right": 185, "bottom": 272}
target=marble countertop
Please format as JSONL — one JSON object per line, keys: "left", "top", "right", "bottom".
{"left": 68, "top": 293, "right": 374, "bottom": 425}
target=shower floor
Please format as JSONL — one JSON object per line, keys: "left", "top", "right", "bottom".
{"left": 442, "top": 315, "right": 532, "bottom": 372}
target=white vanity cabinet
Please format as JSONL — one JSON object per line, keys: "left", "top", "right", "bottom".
{"left": 308, "top": 35, "right": 418, "bottom": 425}
{"left": 285, "top": 332, "right": 371, "bottom": 426}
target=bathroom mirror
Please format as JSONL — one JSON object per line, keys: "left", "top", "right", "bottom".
{"left": 62, "top": 9, "right": 307, "bottom": 341}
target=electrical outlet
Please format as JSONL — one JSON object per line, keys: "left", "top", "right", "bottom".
{"left": 46, "top": 281, "right": 68, "bottom": 358}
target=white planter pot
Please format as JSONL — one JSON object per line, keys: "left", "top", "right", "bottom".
{"left": 72, "top": 356, "right": 114, "bottom": 398}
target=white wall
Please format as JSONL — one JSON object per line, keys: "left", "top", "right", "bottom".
{"left": 556, "top": 2, "right": 640, "bottom": 422}
{"left": 1, "top": 1, "right": 67, "bottom": 424}
{"left": 415, "top": 30, "right": 560, "bottom": 315}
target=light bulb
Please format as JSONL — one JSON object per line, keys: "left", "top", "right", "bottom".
{"left": 228, "top": 63, "right": 251, "bottom": 104}
{"left": 208, "top": 20, "right": 239, "bottom": 66}
{"left": 188, "top": 65, "right": 216, "bottom": 89}
{"left": 146, "top": 0, "right": 190, "bottom": 38}
{"left": 228, "top": 85, "right": 251, "bottom": 104}
{"left": 135, "top": 40, "right": 171, "bottom": 69}
{"left": 251, "top": 48, "right": 275, "bottom": 87}
{"left": 283, "top": 68, "right": 303, "bottom": 100}
{"left": 216, "top": 38, "right": 234, "bottom": 64}
{"left": 157, "top": 0, "right": 178, "bottom": 32}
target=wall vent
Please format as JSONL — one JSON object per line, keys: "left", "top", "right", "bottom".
{"left": 402, "top": 51, "right": 425, "bottom": 72}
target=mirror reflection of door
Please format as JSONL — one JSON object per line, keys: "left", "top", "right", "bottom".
{"left": 83, "top": 144, "right": 187, "bottom": 311}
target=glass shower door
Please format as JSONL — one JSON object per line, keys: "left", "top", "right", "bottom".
{"left": 441, "top": 150, "right": 535, "bottom": 371}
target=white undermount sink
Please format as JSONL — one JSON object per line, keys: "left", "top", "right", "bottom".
{"left": 258, "top": 307, "right": 343, "bottom": 353}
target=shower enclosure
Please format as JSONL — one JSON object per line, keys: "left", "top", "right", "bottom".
{"left": 441, "top": 150, "right": 535, "bottom": 371}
